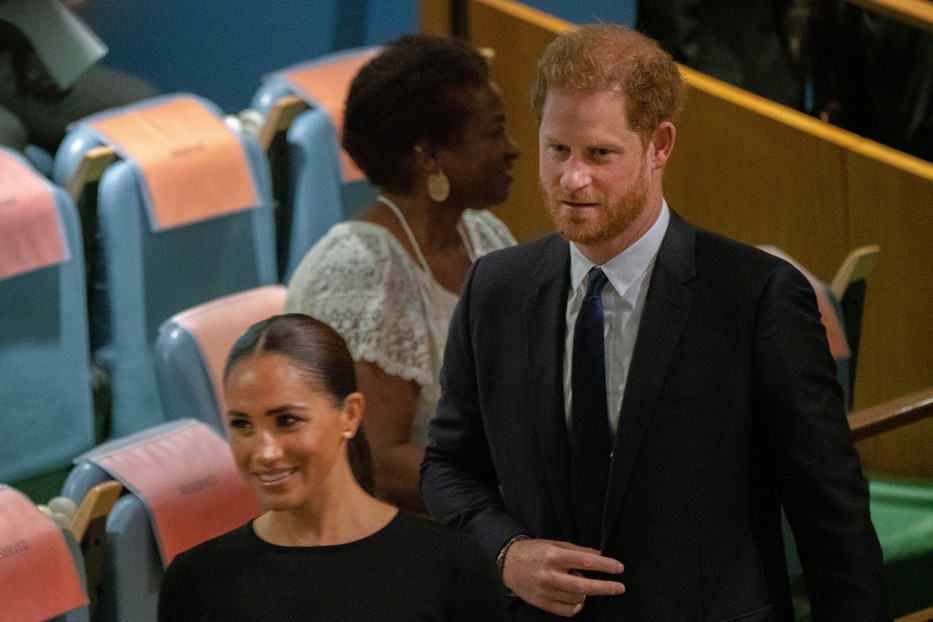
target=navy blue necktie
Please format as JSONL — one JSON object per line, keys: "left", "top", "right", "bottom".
{"left": 570, "top": 267, "right": 611, "bottom": 549}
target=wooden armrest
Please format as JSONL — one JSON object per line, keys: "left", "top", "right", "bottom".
{"left": 69, "top": 480, "right": 123, "bottom": 543}
{"left": 848, "top": 386, "right": 933, "bottom": 442}
{"left": 66, "top": 145, "right": 117, "bottom": 203}
{"left": 830, "top": 244, "right": 881, "bottom": 301}
{"left": 844, "top": 0, "right": 933, "bottom": 32}
{"left": 256, "top": 95, "right": 307, "bottom": 151}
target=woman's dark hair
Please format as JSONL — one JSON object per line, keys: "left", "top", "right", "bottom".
{"left": 224, "top": 313, "right": 374, "bottom": 493}
{"left": 225, "top": 313, "right": 355, "bottom": 404}
{"left": 342, "top": 34, "right": 490, "bottom": 194}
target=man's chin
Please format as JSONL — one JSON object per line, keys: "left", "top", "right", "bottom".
{"left": 554, "top": 221, "right": 611, "bottom": 246}
{"left": 548, "top": 209, "right": 599, "bottom": 243}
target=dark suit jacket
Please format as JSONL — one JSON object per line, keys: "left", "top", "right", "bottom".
{"left": 422, "top": 211, "right": 888, "bottom": 621}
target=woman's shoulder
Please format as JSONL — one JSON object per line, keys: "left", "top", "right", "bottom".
{"left": 160, "top": 522, "right": 257, "bottom": 604}
{"left": 285, "top": 221, "right": 417, "bottom": 304}
{"left": 304, "top": 221, "right": 405, "bottom": 266}
{"left": 166, "top": 523, "right": 256, "bottom": 572}
{"left": 462, "top": 209, "right": 516, "bottom": 255}
{"left": 387, "top": 511, "right": 486, "bottom": 557}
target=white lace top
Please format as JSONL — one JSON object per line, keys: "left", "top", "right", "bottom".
{"left": 284, "top": 209, "right": 515, "bottom": 444}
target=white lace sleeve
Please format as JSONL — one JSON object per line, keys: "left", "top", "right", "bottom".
{"left": 462, "top": 209, "right": 517, "bottom": 257}
{"left": 284, "top": 223, "right": 433, "bottom": 387}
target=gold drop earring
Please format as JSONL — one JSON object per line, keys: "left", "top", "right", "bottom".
{"left": 427, "top": 169, "right": 450, "bottom": 203}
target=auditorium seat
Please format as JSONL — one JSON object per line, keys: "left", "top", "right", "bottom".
{"left": 0, "top": 485, "right": 89, "bottom": 621}
{"left": 847, "top": 388, "right": 933, "bottom": 619}
{"left": 154, "top": 284, "right": 287, "bottom": 433}
{"left": 755, "top": 244, "right": 922, "bottom": 621}
{"left": 62, "top": 419, "right": 261, "bottom": 622}
{"left": 0, "top": 148, "right": 96, "bottom": 501}
{"left": 51, "top": 94, "right": 278, "bottom": 438}
{"left": 251, "top": 46, "right": 379, "bottom": 281}
{"left": 787, "top": 385, "right": 933, "bottom": 621}
{"left": 867, "top": 475, "right": 933, "bottom": 617}
{"left": 758, "top": 244, "right": 880, "bottom": 409}
{"left": 783, "top": 387, "right": 933, "bottom": 620}
{"left": 829, "top": 244, "right": 881, "bottom": 404}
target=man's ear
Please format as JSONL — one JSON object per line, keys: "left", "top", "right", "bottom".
{"left": 649, "top": 121, "right": 676, "bottom": 169}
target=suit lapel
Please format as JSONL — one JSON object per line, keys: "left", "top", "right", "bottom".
{"left": 521, "top": 235, "right": 575, "bottom": 539}
{"left": 602, "top": 212, "right": 696, "bottom": 543}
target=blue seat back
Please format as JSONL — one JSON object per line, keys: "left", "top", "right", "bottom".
{"left": 757, "top": 245, "right": 853, "bottom": 406}
{"left": 52, "top": 95, "right": 278, "bottom": 437}
{"left": 63, "top": 419, "right": 260, "bottom": 622}
{"left": 63, "top": 469, "right": 162, "bottom": 622}
{"left": 61, "top": 462, "right": 113, "bottom": 503}
{"left": 252, "top": 48, "right": 379, "bottom": 281}
{"left": 154, "top": 285, "right": 287, "bottom": 433}
{"left": 99, "top": 494, "right": 162, "bottom": 622}
{"left": 0, "top": 149, "right": 95, "bottom": 484}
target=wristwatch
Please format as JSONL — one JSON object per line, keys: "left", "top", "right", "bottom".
{"left": 496, "top": 534, "right": 531, "bottom": 574}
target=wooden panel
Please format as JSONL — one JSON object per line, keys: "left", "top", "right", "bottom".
{"left": 848, "top": 145, "right": 933, "bottom": 476}
{"left": 669, "top": 68, "right": 850, "bottom": 279}
{"left": 468, "top": 0, "right": 570, "bottom": 241}
{"left": 419, "top": 0, "right": 453, "bottom": 35}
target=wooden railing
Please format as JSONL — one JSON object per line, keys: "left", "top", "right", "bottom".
{"left": 844, "top": 0, "right": 933, "bottom": 32}
{"left": 895, "top": 604, "right": 933, "bottom": 622}
{"left": 849, "top": 386, "right": 933, "bottom": 442}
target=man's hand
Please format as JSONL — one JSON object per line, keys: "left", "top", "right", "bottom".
{"left": 502, "top": 539, "right": 625, "bottom": 617}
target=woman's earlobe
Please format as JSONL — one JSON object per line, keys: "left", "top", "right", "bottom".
{"left": 413, "top": 139, "right": 436, "bottom": 163}
{"left": 341, "top": 391, "right": 366, "bottom": 435}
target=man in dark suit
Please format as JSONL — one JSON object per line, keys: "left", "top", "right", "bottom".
{"left": 421, "top": 24, "right": 888, "bottom": 621}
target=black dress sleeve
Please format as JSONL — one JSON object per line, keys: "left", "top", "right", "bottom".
{"left": 158, "top": 550, "right": 199, "bottom": 622}
{"left": 445, "top": 531, "right": 509, "bottom": 622}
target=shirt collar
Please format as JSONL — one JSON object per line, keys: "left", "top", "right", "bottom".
{"left": 570, "top": 200, "right": 670, "bottom": 295}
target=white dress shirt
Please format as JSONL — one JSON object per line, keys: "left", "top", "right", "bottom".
{"left": 563, "top": 201, "right": 671, "bottom": 433}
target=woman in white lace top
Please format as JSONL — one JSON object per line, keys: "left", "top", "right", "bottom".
{"left": 284, "top": 35, "right": 520, "bottom": 512}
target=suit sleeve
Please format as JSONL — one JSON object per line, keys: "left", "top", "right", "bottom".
{"left": 753, "top": 262, "right": 889, "bottom": 621}
{"left": 421, "top": 257, "right": 528, "bottom": 561}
